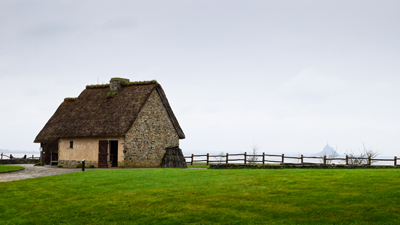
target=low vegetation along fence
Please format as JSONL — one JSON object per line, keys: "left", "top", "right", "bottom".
{"left": 0, "top": 153, "right": 40, "bottom": 164}
{"left": 185, "top": 152, "right": 399, "bottom": 166}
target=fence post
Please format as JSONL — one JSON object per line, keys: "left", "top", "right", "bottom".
{"left": 1, "top": 153, "right": 2, "bottom": 160}
{"left": 244, "top": 152, "right": 247, "bottom": 164}
{"left": 282, "top": 154, "right": 284, "bottom": 164}
{"left": 346, "top": 155, "right": 348, "bottom": 165}
{"left": 191, "top": 154, "right": 193, "bottom": 165}
{"left": 226, "top": 153, "right": 228, "bottom": 164}
{"left": 301, "top": 154, "right": 303, "bottom": 164}
{"left": 395, "top": 156, "right": 397, "bottom": 166}
{"left": 207, "top": 153, "right": 209, "bottom": 165}
{"left": 262, "top": 152, "right": 265, "bottom": 165}
{"left": 368, "top": 156, "right": 371, "bottom": 166}
{"left": 324, "top": 155, "right": 326, "bottom": 165}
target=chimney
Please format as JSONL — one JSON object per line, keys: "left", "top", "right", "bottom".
{"left": 110, "top": 77, "right": 130, "bottom": 92}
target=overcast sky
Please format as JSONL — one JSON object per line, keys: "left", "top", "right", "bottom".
{"left": 1, "top": 0, "right": 400, "bottom": 156}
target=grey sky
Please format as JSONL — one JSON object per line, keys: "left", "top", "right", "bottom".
{"left": 1, "top": 0, "right": 400, "bottom": 156}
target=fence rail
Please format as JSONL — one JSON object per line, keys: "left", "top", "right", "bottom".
{"left": 185, "top": 152, "right": 398, "bottom": 166}
{"left": 1, "top": 153, "right": 40, "bottom": 160}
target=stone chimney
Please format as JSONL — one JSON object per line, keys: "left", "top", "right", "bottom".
{"left": 110, "top": 77, "right": 130, "bottom": 92}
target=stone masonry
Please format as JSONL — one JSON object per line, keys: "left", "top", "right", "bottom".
{"left": 123, "top": 89, "right": 179, "bottom": 167}
{"left": 58, "top": 160, "right": 98, "bottom": 168}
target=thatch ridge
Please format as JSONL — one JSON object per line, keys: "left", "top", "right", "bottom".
{"left": 86, "top": 80, "right": 158, "bottom": 89}
{"left": 34, "top": 81, "right": 185, "bottom": 143}
{"left": 121, "top": 80, "right": 158, "bottom": 87}
{"left": 86, "top": 84, "right": 110, "bottom": 89}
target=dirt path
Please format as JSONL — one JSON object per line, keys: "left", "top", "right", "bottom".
{"left": 0, "top": 164, "right": 81, "bottom": 182}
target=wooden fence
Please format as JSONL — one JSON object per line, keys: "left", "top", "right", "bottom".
{"left": 1, "top": 153, "right": 40, "bottom": 160}
{"left": 185, "top": 152, "right": 398, "bottom": 166}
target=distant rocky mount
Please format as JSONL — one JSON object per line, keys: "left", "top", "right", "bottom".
{"left": 315, "top": 143, "right": 341, "bottom": 157}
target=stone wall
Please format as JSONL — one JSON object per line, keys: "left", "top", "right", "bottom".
{"left": 0, "top": 159, "right": 39, "bottom": 165}
{"left": 58, "top": 160, "right": 98, "bottom": 168}
{"left": 210, "top": 164, "right": 400, "bottom": 169}
{"left": 124, "top": 89, "right": 179, "bottom": 167}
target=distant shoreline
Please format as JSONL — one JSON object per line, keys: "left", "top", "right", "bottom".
{"left": 1, "top": 151, "right": 40, "bottom": 154}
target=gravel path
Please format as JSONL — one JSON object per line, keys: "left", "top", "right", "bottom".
{"left": 0, "top": 164, "right": 81, "bottom": 182}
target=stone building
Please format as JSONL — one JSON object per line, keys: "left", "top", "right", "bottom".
{"left": 34, "top": 78, "right": 185, "bottom": 168}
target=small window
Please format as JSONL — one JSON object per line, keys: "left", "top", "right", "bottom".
{"left": 69, "top": 141, "right": 74, "bottom": 149}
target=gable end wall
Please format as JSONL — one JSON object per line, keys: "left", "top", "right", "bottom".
{"left": 123, "top": 89, "right": 179, "bottom": 167}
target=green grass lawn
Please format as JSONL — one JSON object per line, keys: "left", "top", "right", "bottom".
{"left": 1, "top": 169, "right": 400, "bottom": 225}
{"left": 188, "top": 164, "right": 209, "bottom": 169}
{"left": 0, "top": 164, "right": 24, "bottom": 173}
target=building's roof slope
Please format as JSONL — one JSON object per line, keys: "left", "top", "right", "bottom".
{"left": 34, "top": 81, "right": 185, "bottom": 143}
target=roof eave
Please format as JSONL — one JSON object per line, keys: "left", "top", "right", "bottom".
{"left": 155, "top": 86, "right": 185, "bottom": 139}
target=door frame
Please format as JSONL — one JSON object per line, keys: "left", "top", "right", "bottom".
{"left": 109, "top": 140, "right": 118, "bottom": 167}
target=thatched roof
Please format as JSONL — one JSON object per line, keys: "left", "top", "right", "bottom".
{"left": 34, "top": 80, "right": 185, "bottom": 143}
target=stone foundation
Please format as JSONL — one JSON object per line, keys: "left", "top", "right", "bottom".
{"left": 58, "top": 160, "right": 125, "bottom": 168}
{"left": 0, "top": 159, "right": 39, "bottom": 165}
{"left": 58, "top": 160, "right": 99, "bottom": 168}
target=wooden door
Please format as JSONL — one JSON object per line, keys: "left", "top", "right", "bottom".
{"left": 98, "top": 141, "right": 108, "bottom": 168}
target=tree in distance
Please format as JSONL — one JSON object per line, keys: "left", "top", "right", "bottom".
{"left": 346, "top": 142, "right": 380, "bottom": 165}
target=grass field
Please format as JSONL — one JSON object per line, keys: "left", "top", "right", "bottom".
{"left": 0, "top": 164, "right": 24, "bottom": 173}
{"left": 1, "top": 168, "right": 400, "bottom": 224}
{"left": 188, "top": 164, "right": 209, "bottom": 169}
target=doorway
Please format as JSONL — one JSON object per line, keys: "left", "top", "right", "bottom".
{"left": 109, "top": 140, "right": 118, "bottom": 167}
{"left": 41, "top": 142, "right": 58, "bottom": 165}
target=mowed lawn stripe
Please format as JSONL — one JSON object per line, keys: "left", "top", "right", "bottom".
{"left": 0, "top": 165, "right": 24, "bottom": 173}
{"left": 1, "top": 169, "right": 400, "bottom": 224}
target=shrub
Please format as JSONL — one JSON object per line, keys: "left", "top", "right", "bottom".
{"left": 247, "top": 143, "right": 260, "bottom": 164}
{"left": 76, "top": 163, "right": 82, "bottom": 168}
{"left": 34, "top": 162, "right": 43, "bottom": 166}
{"left": 56, "top": 165, "right": 62, "bottom": 168}
{"left": 346, "top": 142, "right": 381, "bottom": 165}
{"left": 213, "top": 151, "right": 226, "bottom": 164}
{"left": 118, "top": 165, "right": 126, "bottom": 168}
{"left": 89, "top": 165, "right": 95, "bottom": 168}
